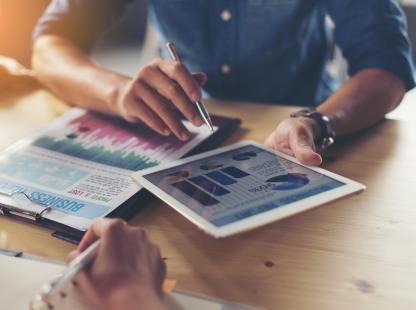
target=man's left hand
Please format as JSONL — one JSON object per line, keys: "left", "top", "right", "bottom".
{"left": 0, "top": 56, "right": 37, "bottom": 90}
{"left": 265, "top": 117, "right": 323, "bottom": 166}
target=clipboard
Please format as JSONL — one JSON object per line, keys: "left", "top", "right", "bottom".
{"left": 0, "top": 112, "right": 241, "bottom": 244}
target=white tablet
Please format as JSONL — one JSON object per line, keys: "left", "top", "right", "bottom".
{"left": 133, "top": 141, "right": 365, "bottom": 238}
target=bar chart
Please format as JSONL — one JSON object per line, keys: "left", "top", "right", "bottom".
{"left": 33, "top": 112, "right": 195, "bottom": 171}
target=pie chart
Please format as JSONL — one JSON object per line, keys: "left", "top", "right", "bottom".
{"left": 266, "top": 173, "right": 309, "bottom": 190}
{"left": 232, "top": 151, "right": 257, "bottom": 161}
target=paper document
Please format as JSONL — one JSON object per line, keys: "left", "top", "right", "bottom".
{"left": 0, "top": 108, "right": 216, "bottom": 230}
{"left": 0, "top": 254, "right": 264, "bottom": 310}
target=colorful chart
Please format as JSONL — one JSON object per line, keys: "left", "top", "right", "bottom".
{"left": 206, "top": 171, "right": 237, "bottom": 185}
{"left": 232, "top": 151, "right": 257, "bottom": 161}
{"left": 172, "top": 180, "right": 220, "bottom": 206}
{"left": 0, "top": 153, "right": 88, "bottom": 191}
{"left": 200, "top": 161, "right": 224, "bottom": 170}
{"left": 267, "top": 173, "right": 310, "bottom": 190}
{"left": 33, "top": 112, "right": 195, "bottom": 171}
{"left": 166, "top": 165, "right": 248, "bottom": 206}
{"left": 220, "top": 166, "right": 250, "bottom": 178}
{"left": 143, "top": 144, "right": 346, "bottom": 227}
{"left": 189, "top": 176, "right": 230, "bottom": 196}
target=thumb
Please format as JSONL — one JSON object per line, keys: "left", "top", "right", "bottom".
{"left": 291, "top": 131, "right": 322, "bottom": 166}
{"left": 192, "top": 72, "right": 207, "bottom": 87}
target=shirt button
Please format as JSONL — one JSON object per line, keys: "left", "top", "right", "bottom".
{"left": 221, "top": 64, "right": 231, "bottom": 74}
{"left": 220, "top": 10, "right": 232, "bottom": 22}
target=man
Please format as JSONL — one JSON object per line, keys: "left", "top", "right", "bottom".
{"left": 73, "top": 218, "right": 167, "bottom": 310}
{"left": 32, "top": 0, "right": 415, "bottom": 166}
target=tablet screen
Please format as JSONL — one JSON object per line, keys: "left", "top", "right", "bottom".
{"left": 142, "top": 145, "right": 346, "bottom": 227}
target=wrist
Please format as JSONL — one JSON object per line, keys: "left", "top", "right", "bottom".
{"left": 290, "top": 108, "right": 335, "bottom": 150}
{"left": 100, "top": 71, "right": 131, "bottom": 115}
{"left": 298, "top": 117, "right": 322, "bottom": 142}
{"left": 106, "top": 285, "right": 166, "bottom": 310}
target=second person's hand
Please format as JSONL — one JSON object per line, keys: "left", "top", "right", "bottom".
{"left": 70, "top": 218, "right": 167, "bottom": 310}
{"left": 114, "top": 58, "right": 207, "bottom": 141}
{"left": 265, "top": 117, "right": 323, "bottom": 166}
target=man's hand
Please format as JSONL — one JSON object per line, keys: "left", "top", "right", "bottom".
{"left": 265, "top": 117, "right": 323, "bottom": 166}
{"left": 0, "top": 56, "right": 37, "bottom": 90}
{"left": 33, "top": 36, "right": 209, "bottom": 141}
{"left": 70, "top": 218, "right": 166, "bottom": 310}
{"left": 114, "top": 58, "right": 207, "bottom": 141}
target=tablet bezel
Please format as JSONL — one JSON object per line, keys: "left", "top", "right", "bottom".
{"left": 133, "top": 141, "right": 365, "bottom": 238}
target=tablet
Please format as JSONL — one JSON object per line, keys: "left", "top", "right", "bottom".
{"left": 133, "top": 141, "right": 365, "bottom": 238}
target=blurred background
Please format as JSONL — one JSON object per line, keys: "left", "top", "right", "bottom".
{"left": 1, "top": 0, "right": 416, "bottom": 78}
{"left": 0, "top": 0, "right": 153, "bottom": 76}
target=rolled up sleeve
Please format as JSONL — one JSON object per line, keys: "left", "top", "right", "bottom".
{"left": 33, "top": 0, "right": 128, "bottom": 51}
{"left": 325, "top": 0, "right": 415, "bottom": 91}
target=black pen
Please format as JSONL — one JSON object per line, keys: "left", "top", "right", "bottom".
{"left": 166, "top": 42, "right": 214, "bottom": 131}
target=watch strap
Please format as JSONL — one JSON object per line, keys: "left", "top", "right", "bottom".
{"left": 290, "top": 108, "right": 335, "bottom": 150}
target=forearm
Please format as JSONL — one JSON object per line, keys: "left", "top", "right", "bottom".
{"left": 32, "top": 35, "right": 129, "bottom": 114}
{"left": 317, "top": 69, "right": 406, "bottom": 137}
{"left": 107, "top": 286, "right": 167, "bottom": 310}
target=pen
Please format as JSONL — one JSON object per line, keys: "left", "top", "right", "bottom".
{"left": 41, "top": 240, "right": 100, "bottom": 300}
{"left": 166, "top": 42, "right": 214, "bottom": 131}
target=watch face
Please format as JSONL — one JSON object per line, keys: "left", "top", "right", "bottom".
{"left": 321, "top": 137, "right": 335, "bottom": 150}
{"left": 290, "top": 109, "right": 314, "bottom": 118}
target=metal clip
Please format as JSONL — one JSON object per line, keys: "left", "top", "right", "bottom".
{"left": 0, "top": 190, "right": 51, "bottom": 221}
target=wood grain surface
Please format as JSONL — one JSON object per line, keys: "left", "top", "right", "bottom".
{"left": 1, "top": 86, "right": 415, "bottom": 310}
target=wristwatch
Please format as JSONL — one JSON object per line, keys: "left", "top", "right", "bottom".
{"left": 290, "top": 108, "right": 335, "bottom": 150}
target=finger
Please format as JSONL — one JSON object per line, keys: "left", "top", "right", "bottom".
{"left": 156, "top": 59, "right": 203, "bottom": 102}
{"left": 99, "top": 219, "right": 132, "bottom": 259}
{"left": 133, "top": 80, "right": 191, "bottom": 140}
{"left": 75, "top": 271, "right": 89, "bottom": 289}
{"left": 264, "top": 133, "right": 278, "bottom": 150}
{"left": 75, "top": 271, "right": 103, "bottom": 308}
{"left": 192, "top": 72, "right": 207, "bottom": 87}
{"left": 142, "top": 65, "right": 203, "bottom": 126}
{"left": 156, "top": 258, "right": 167, "bottom": 297}
{"left": 265, "top": 135, "right": 295, "bottom": 157}
{"left": 277, "top": 146, "right": 295, "bottom": 157}
{"left": 125, "top": 92, "right": 172, "bottom": 136}
{"left": 146, "top": 244, "right": 166, "bottom": 297}
{"left": 126, "top": 227, "right": 148, "bottom": 251}
{"left": 78, "top": 218, "right": 126, "bottom": 252}
{"left": 290, "top": 131, "right": 322, "bottom": 166}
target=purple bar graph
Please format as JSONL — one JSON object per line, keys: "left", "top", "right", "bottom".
{"left": 189, "top": 176, "right": 230, "bottom": 196}
{"left": 221, "top": 166, "right": 249, "bottom": 178}
{"left": 172, "top": 180, "right": 219, "bottom": 206}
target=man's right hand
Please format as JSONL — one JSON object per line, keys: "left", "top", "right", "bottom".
{"left": 114, "top": 58, "right": 207, "bottom": 141}
{"left": 33, "top": 36, "right": 207, "bottom": 141}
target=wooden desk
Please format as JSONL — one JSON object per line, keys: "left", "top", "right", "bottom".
{"left": 1, "top": 86, "right": 416, "bottom": 310}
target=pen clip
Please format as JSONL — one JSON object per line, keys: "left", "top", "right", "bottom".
{"left": 0, "top": 190, "right": 51, "bottom": 221}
